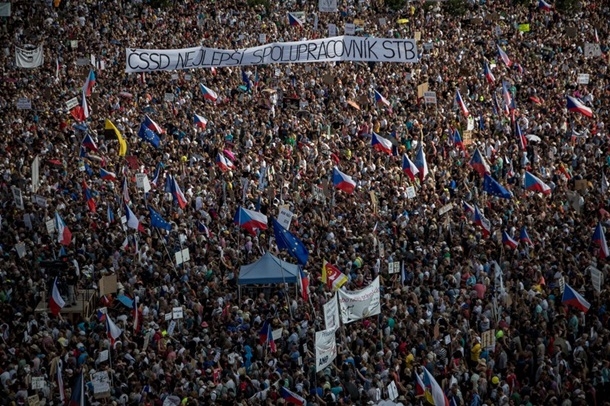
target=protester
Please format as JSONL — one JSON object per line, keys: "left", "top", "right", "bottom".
{"left": 0, "top": 0, "right": 609, "bottom": 405}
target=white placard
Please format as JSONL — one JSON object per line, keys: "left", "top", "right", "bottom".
{"left": 172, "top": 306, "right": 184, "bottom": 319}
{"left": 164, "top": 313, "right": 172, "bottom": 321}
{"left": 467, "top": 116, "right": 475, "bottom": 131}
{"left": 171, "top": 73, "right": 179, "bottom": 80}
{"left": 184, "top": 74, "right": 192, "bottom": 81}
{"left": 16, "top": 97, "right": 32, "bottom": 109}
{"left": 323, "top": 293, "right": 340, "bottom": 330}
{"left": 277, "top": 206, "right": 294, "bottom": 230}
{"left": 259, "top": 33, "right": 267, "bottom": 44}
{"left": 319, "top": 0, "right": 338, "bottom": 12}
{"left": 577, "top": 73, "right": 590, "bottom": 84}
{"left": 167, "top": 320, "right": 176, "bottom": 336}
{"left": 406, "top": 186, "right": 416, "bottom": 199}
{"left": 11, "top": 186, "right": 24, "bottom": 209}
{"left": 423, "top": 91, "right": 437, "bottom": 104}
{"left": 379, "top": 18, "right": 387, "bottom": 27}
{"left": 272, "top": 328, "right": 283, "bottom": 341}
{"left": 33, "top": 195, "right": 47, "bottom": 208}
{"left": 46, "top": 219, "right": 55, "bottom": 235}
{"left": 15, "top": 242, "right": 26, "bottom": 258}
{"left": 31, "top": 156, "right": 40, "bottom": 193}
{"left": 66, "top": 97, "right": 79, "bottom": 110}
{"left": 328, "top": 24, "right": 338, "bottom": 37}
{"left": 23, "top": 213, "right": 32, "bottom": 230}
{"left": 588, "top": 266, "right": 602, "bottom": 293}
{"left": 91, "top": 54, "right": 96, "bottom": 66}
{"left": 164, "top": 93, "right": 175, "bottom": 102}
{"left": 387, "top": 381, "right": 399, "bottom": 401}
{"left": 439, "top": 203, "right": 454, "bottom": 215}
{"left": 175, "top": 248, "right": 190, "bottom": 265}
{"left": 344, "top": 23, "right": 356, "bottom": 35}
{"left": 135, "top": 173, "right": 151, "bottom": 193}
{"left": 584, "top": 43, "right": 602, "bottom": 58}
{"left": 338, "top": 277, "right": 381, "bottom": 324}
{"left": 558, "top": 276, "right": 566, "bottom": 294}
{"left": 31, "top": 377, "right": 45, "bottom": 390}
{"left": 15, "top": 44, "right": 44, "bottom": 68}
{"left": 315, "top": 328, "right": 337, "bottom": 372}
{"left": 388, "top": 261, "right": 400, "bottom": 274}
{"left": 423, "top": 42, "right": 434, "bottom": 51}
{"left": 97, "top": 349, "right": 109, "bottom": 363}
{"left": 125, "top": 36, "right": 418, "bottom": 72}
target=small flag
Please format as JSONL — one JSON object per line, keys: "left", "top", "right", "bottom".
{"left": 122, "top": 177, "right": 131, "bottom": 204}
{"left": 216, "top": 153, "right": 235, "bottom": 172}
{"left": 455, "top": 89, "right": 469, "bottom": 117}
{"left": 125, "top": 203, "right": 145, "bottom": 232}
{"left": 516, "top": 122, "right": 527, "bottom": 151}
{"left": 452, "top": 128, "right": 464, "bottom": 150}
{"left": 469, "top": 149, "right": 491, "bottom": 177}
{"left": 81, "top": 133, "right": 98, "bottom": 151}
{"left": 566, "top": 96, "right": 593, "bottom": 118}
{"left": 402, "top": 154, "right": 420, "bottom": 182}
{"left": 49, "top": 277, "right": 66, "bottom": 316}
{"left": 83, "top": 69, "right": 96, "bottom": 96}
{"left": 463, "top": 200, "right": 475, "bottom": 215}
{"left": 107, "top": 206, "right": 115, "bottom": 224}
{"left": 322, "top": 260, "right": 348, "bottom": 291}
{"left": 371, "top": 132, "right": 393, "bottom": 155}
{"left": 524, "top": 171, "right": 552, "bottom": 195}
{"left": 414, "top": 143, "right": 429, "bottom": 181}
{"left": 593, "top": 222, "right": 609, "bottom": 259}
{"left": 298, "top": 268, "right": 309, "bottom": 302}
{"left": 483, "top": 62, "right": 495, "bottom": 84}
{"left": 96, "top": 307, "right": 107, "bottom": 322}
{"left": 473, "top": 205, "right": 492, "bottom": 237}
{"left": 55, "top": 212, "right": 72, "bottom": 246}
{"left": 199, "top": 83, "right": 218, "bottom": 101}
{"left": 234, "top": 206, "right": 268, "bottom": 236}
{"left": 561, "top": 284, "right": 590, "bottom": 313}
{"left": 374, "top": 90, "right": 391, "bottom": 109}
{"left": 502, "top": 231, "right": 519, "bottom": 249}
{"left": 497, "top": 44, "right": 512, "bottom": 67}
{"left": 169, "top": 176, "right": 188, "bottom": 209}
{"left": 82, "top": 180, "right": 96, "bottom": 212}
{"left": 194, "top": 114, "right": 208, "bottom": 129}
{"left": 106, "top": 314, "right": 123, "bottom": 346}
{"left": 100, "top": 168, "right": 116, "bottom": 181}
{"left": 483, "top": 174, "right": 512, "bottom": 199}
{"left": 538, "top": 0, "right": 553, "bottom": 11}
{"left": 332, "top": 167, "right": 357, "bottom": 194}
{"left": 520, "top": 227, "right": 533, "bottom": 246}
{"left": 280, "top": 387, "right": 305, "bottom": 406}
{"left": 287, "top": 12, "right": 304, "bottom": 27}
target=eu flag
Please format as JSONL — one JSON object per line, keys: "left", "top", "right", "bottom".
{"left": 138, "top": 124, "right": 161, "bottom": 148}
{"left": 483, "top": 174, "right": 512, "bottom": 199}
{"left": 272, "top": 218, "right": 309, "bottom": 265}
{"left": 148, "top": 206, "right": 172, "bottom": 231}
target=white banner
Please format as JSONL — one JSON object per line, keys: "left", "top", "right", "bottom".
{"left": 323, "top": 293, "right": 340, "bottom": 330}
{"left": 319, "top": 0, "right": 338, "bottom": 12}
{"left": 588, "top": 266, "right": 602, "bottom": 293}
{"left": 338, "top": 277, "right": 381, "bottom": 324}
{"left": 315, "top": 328, "right": 337, "bottom": 372}
{"left": 125, "top": 36, "right": 418, "bottom": 73}
{"left": 15, "top": 45, "right": 44, "bottom": 68}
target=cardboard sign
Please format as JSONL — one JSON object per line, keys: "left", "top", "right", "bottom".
{"left": 164, "top": 313, "right": 172, "bottom": 321}
{"left": 28, "top": 395, "right": 40, "bottom": 406}
{"left": 171, "top": 73, "right": 179, "bottom": 80}
{"left": 423, "top": 91, "right": 437, "bottom": 104}
{"left": 417, "top": 82, "right": 429, "bottom": 98}
{"left": 76, "top": 57, "right": 89, "bottom": 66}
{"left": 481, "top": 329, "right": 496, "bottom": 351}
{"left": 172, "top": 306, "right": 184, "bottom": 319}
{"left": 319, "top": 0, "right": 338, "bottom": 12}
{"left": 16, "top": 97, "right": 31, "bottom": 109}
{"left": 97, "top": 349, "right": 109, "bottom": 363}
{"left": 574, "top": 179, "right": 588, "bottom": 191}
{"left": 387, "top": 381, "right": 399, "bottom": 401}
{"left": 517, "top": 23, "right": 530, "bottom": 32}
{"left": 577, "top": 73, "right": 590, "bottom": 84}
{"left": 184, "top": 74, "right": 192, "bottom": 81}
{"left": 423, "top": 42, "right": 434, "bottom": 51}
{"left": 99, "top": 274, "right": 118, "bottom": 296}
{"left": 259, "top": 33, "right": 267, "bottom": 44}
{"left": 277, "top": 205, "right": 293, "bottom": 230}
{"left": 167, "top": 320, "right": 177, "bottom": 336}
{"left": 414, "top": 31, "right": 421, "bottom": 41}
{"left": 379, "top": 18, "right": 387, "bottom": 27}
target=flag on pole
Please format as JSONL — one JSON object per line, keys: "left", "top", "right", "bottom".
{"left": 149, "top": 206, "right": 172, "bottom": 231}
{"left": 55, "top": 212, "right": 72, "bottom": 246}
{"left": 497, "top": 44, "right": 512, "bottom": 67}
{"left": 455, "top": 89, "right": 469, "bottom": 117}
{"left": 422, "top": 368, "right": 450, "bottom": 406}
{"left": 125, "top": 203, "right": 145, "bottom": 232}
{"left": 106, "top": 314, "right": 123, "bottom": 346}
{"left": 592, "top": 222, "right": 609, "bottom": 259}
{"left": 322, "top": 260, "right": 348, "bottom": 291}
{"left": 414, "top": 143, "right": 429, "bottom": 181}
{"left": 49, "top": 277, "right": 66, "bottom": 316}
{"left": 502, "top": 231, "right": 519, "bottom": 249}
{"left": 402, "top": 154, "right": 419, "bottom": 182}
{"left": 298, "top": 268, "right": 309, "bottom": 302}
{"left": 561, "top": 284, "right": 591, "bottom": 313}
{"left": 82, "top": 180, "right": 96, "bottom": 212}
{"left": 287, "top": 12, "right": 304, "bottom": 27}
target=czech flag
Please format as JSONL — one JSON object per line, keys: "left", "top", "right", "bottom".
{"left": 258, "top": 319, "right": 276, "bottom": 352}
{"left": 484, "top": 62, "right": 495, "bottom": 84}
{"left": 107, "top": 206, "right": 115, "bottom": 224}
{"left": 562, "top": 284, "right": 591, "bottom": 313}
{"left": 194, "top": 114, "right": 208, "bottom": 129}
{"left": 497, "top": 44, "right": 512, "bottom": 67}
{"left": 83, "top": 69, "right": 96, "bottom": 97}
{"left": 593, "top": 222, "right": 609, "bottom": 259}
{"left": 516, "top": 122, "right": 527, "bottom": 151}
{"left": 81, "top": 133, "right": 98, "bottom": 151}
{"left": 469, "top": 149, "right": 491, "bottom": 176}
{"left": 48, "top": 277, "right": 66, "bottom": 316}
{"left": 455, "top": 89, "right": 469, "bottom": 117}
{"left": 125, "top": 202, "right": 145, "bottom": 232}
{"left": 452, "top": 129, "right": 464, "bottom": 150}
{"left": 55, "top": 212, "right": 72, "bottom": 246}
{"left": 422, "top": 368, "right": 450, "bottom": 406}
{"left": 539, "top": 0, "right": 553, "bottom": 11}
{"left": 287, "top": 12, "right": 304, "bottom": 27}
{"left": 82, "top": 180, "right": 96, "bottom": 213}
{"left": 524, "top": 171, "right": 552, "bottom": 195}
{"left": 142, "top": 114, "right": 164, "bottom": 134}
{"left": 414, "top": 143, "right": 429, "bottom": 181}
{"left": 520, "top": 227, "right": 533, "bottom": 246}
{"left": 371, "top": 132, "right": 393, "bottom": 155}
{"left": 473, "top": 205, "right": 492, "bottom": 237}
{"left": 96, "top": 307, "right": 107, "bottom": 322}
{"left": 332, "top": 167, "right": 357, "bottom": 194}
{"left": 374, "top": 90, "right": 391, "bottom": 108}
{"left": 234, "top": 206, "right": 268, "bottom": 235}
{"left": 298, "top": 268, "right": 310, "bottom": 302}
{"left": 463, "top": 200, "right": 475, "bottom": 216}
{"left": 502, "top": 231, "right": 519, "bottom": 249}
{"left": 68, "top": 372, "right": 84, "bottom": 406}
{"left": 216, "top": 153, "right": 235, "bottom": 172}
{"left": 106, "top": 314, "right": 123, "bottom": 347}
{"left": 169, "top": 176, "right": 188, "bottom": 209}
{"left": 199, "top": 83, "right": 218, "bottom": 101}
{"left": 566, "top": 96, "right": 593, "bottom": 118}
{"left": 100, "top": 168, "right": 116, "bottom": 181}
{"left": 280, "top": 387, "right": 305, "bottom": 406}
{"left": 402, "top": 154, "right": 419, "bottom": 182}
{"left": 502, "top": 81, "right": 513, "bottom": 111}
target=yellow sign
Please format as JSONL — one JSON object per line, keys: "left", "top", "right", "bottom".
{"left": 397, "top": 18, "right": 409, "bottom": 24}
{"left": 518, "top": 24, "right": 530, "bottom": 32}
{"left": 353, "top": 19, "right": 365, "bottom": 27}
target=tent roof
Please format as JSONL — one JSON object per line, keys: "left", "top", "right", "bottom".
{"left": 238, "top": 252, "right": 300, "bottom": 285}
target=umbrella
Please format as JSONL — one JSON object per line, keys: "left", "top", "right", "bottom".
{"left": 526, "top": 134, "right": 541, "bottom": 142}
{"left": 223, "top": 149, "right": 235, "bottom": 161}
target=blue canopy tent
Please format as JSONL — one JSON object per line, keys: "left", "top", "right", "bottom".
{"left": 238, "top": 252, "right": 300, "bottom": 302}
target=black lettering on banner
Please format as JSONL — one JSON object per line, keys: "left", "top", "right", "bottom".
{"left": 270, "top": 45, "right": 282, "bottom": 62}
{"left": 128, "top": 50, "right": 148, "bottom": 71}
{"left": 317, "top": 41, "right": 327, "bottom": 59}
{"left": 307, "top": 43, "right": 317, "bottom": 60}
{"left": 298, "top": 44, "right": 308, "bottom": 61}
{"left": 252, "top": 48, "right": 264, "bottom": 65}
{"left": 381, "top": 40, "right": 395, "bottom": 59}
{"left": 192, "top": 48, "right": 206, "bottom": 67}
{"left": 330, "top": 40, "right": 343, "bottom": 58}
{"left": 367, "top": 39, "right": 378, "bottom": 59}
{"left": 261, "top": 45, "right": 273, "bottom": 63}
{"left": 402, "top": 41, "right": 416, "bottom": 61}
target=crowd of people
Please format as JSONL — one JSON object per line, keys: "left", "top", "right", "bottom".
{"left": 1, "top": 0, "right": 610, "bottom": 405}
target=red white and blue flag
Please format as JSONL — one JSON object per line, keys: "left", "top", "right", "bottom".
{"left": 538, "top": 0, "right": 553, "bottom": 11}
{"left": 463, "top": 200, "right": 475, "bottom": 216}
{"left": 452, "top": 128, "right": 464, "bottom": 150}
{"left": 298, "top": 268, "right": 309, "bottom": 302}
{"left": 473, "top": 205, "right": 492, "bottom": 237}
{"left": 81, "top": 133, "right": 98, "bottom": 151}
{"left": 374, "top": 90, "right": 391, "bottom": 109}
{"left": 55, "top": 212, "right": 72, "bottom": 246}
{"left": 402, "top": 154, "right": 420, "bottom": 182}
{"left": 593, "top": 222, "right": 609, "bottom": 259}
{"left": 332, "top": 167, "right": 357, "bottom": 194}
{"left": 125, "top": 203, "right": 145, "bottom": 232}
{"left": 194, "top": 114, "right": 208, "bottom": 129}
{"left": 82, "top": 180, "right": 96, "bottom": 213}
{"left": 516, "top": 122, "right": 527, "bottom": 151}
{"left": 49, "top": 277, "right": 66, "bottom": 316}
{"left": 287, "top": 12, "right": 304, "bottom": 27}
{"left": 484, "top": 62, "right": 495, "bottom": 84}
{"left": 469, "top": 148, "right": 491, "bottom": 177}
{"left": 169, "top": 176, "right": 188, "bottom": 209}
{"left": 455, "top": 89, "right": 469, "bottom": 117}
{"left": 414, "top": 143, "right": 429, "bottom": 181}
{"left": 100, "top": 168, "right": 116, "bottom": 181}
{"left": 199, "top": 83, "right": 218, "bottom": 101}
{"left": 562, "top": 284, "right": 590, "bottom": 313}
{"left": 520, "top": 227, "right": 533, "bottom": 246}
{"left": 142, "top": 114, "right": 164, "bottom": 134}
{"left": 371, "top": 132, "right": 393, "bottom": 155}
{"left": 106, "top": 314, "right": 123, "bottom": 346}
{"left": 567, "top": 96, "right": 593, "bottom": 118}
{"left": 497, "top": 44, "right": 512, "bottom": 67}
{"left": 216, "top": 153, "right": 235, "bottom": 172}
{"left": 235, "top": 206, "right": 268, "bottom": 235}
{"left": 83, "top": 69, "right": 96, "bottom": 97}
{"left": 280, "top": 387, "right": 305, "bottom": 406}
{"left": 502, "top": 231, "right": 519, "bottom": 249}
{"left": 524, "top": 171, "right": 552, "bottom": 195}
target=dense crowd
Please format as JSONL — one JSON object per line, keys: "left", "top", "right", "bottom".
{"left": 1, "top": 0, "right": 610, "bottom": 405}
